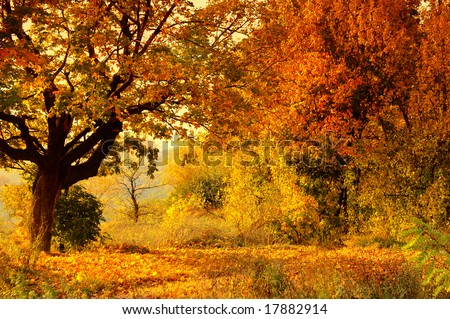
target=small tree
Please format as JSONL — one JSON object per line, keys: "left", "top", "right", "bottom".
{"left": 53, "top": 185, "right": 105, "bottom": 250}
{"left": 104, "top": 136, "right": 166, "bottom": 223}
{"left": 124, "top": 138, "right": 161, "bottom": 223}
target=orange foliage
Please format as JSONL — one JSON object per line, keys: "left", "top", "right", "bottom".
{"left": 7, "top": 245, "right": 422, "bottom": 298}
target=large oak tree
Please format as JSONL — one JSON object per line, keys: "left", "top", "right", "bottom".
{"left": 0, "top": 0, "right": 254, "bottom": 252}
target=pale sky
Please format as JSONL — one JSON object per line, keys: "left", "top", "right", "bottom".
{"left": 192, "top": 0, "right": 207, "bottom": 8}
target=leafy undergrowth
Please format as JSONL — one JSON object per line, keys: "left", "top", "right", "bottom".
{"left": 0, "top": 245, "right": 444, "bottom": 299}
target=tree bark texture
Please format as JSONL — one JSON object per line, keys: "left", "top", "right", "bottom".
{"left": 30, "top": 171, "right": 62, "bottom": 253}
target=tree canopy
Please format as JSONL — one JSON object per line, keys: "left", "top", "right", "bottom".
{"left": 0, "top": 0, "right": 256, "bottom": 251}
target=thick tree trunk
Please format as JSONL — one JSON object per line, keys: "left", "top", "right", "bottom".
{"left": 30, "top": 171, "right": 62, "bottom": 253}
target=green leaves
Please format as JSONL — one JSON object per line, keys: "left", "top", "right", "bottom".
{"left": 0, "top": 84, "right": 21, "bottom": 112}
{"left": 53, "top": 185, "right": 105, "bottom": 250}
{"left": 405, "top": 218, "right": 450, "bottom": 297}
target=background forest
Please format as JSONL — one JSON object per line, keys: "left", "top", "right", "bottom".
{"left": 0, "top": 0, "right": 449, "bottom": 298}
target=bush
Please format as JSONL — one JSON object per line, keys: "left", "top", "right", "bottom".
{"left": 166, "top": 160, "right": 227, "bottom": 211}
{"left": 154, "top": 195, "right": 229, "bottom": 247}
{"left": 53, "top": 185, "right": 105, "bottom": 250}
{"left": 222, "top": 161, "right": 321, "bottom": 245}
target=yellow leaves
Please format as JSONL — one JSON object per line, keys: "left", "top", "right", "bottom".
{"left": 75, "top": 273, "right": 84, "bottom": 282}
{"left": 1, "top": 184, "right": 33, "bottom": 220}
{"left": 4, "top": 245, "right": 421, "bottom": 298}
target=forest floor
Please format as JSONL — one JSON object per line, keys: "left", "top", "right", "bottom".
{"left": 1, "top": 244, "right": 441, "bottom": 299}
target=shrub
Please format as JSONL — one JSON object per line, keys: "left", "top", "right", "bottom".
{"left": 154, "top": 195, "right": 229, "bottom": 247}
{"left": 405, "top": 219, "right": 450, "bottom": 297}
{"left": 53, "top": 185, "right": 105, "bottom": 250}
{"left": 222, "top": 161, "right": 321, "bottom": 245}
{"left": 166, "top": 160, "right": 227, "bottom": 211}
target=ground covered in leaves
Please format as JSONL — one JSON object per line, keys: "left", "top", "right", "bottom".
{"left": 1, "top": 245, "right": 440, "bottom": 299}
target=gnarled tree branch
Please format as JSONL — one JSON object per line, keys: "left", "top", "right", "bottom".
{"left": 0, "top": 112, "right": 45, "bottom": 164}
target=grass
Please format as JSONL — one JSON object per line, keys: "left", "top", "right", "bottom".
{"left": 0, "top": 244, "right": 442, "bottom": 299}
